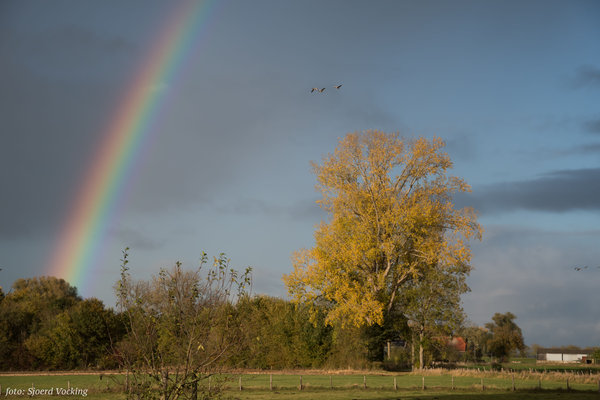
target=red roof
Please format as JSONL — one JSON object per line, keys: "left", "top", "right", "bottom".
{"left": 448, "top": 337, "right": 466, "bottom": 352}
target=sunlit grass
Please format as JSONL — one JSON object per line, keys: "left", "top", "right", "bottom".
{"left": 1, "top": 369, "right": 599, "bottom": 399}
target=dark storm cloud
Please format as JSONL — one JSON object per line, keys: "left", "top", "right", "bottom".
{"left": 0, "top": 64, "right": 120, "bottom": 238}
{"left": 444, "top": 132, "right": 479, "bottom": 163}
{"left": 456, "top": 168, "right": 600, "bottom": 214}
{"left": 109, "top": 227, "right": 164, "bottom": 251}
{"left": 0, "top": 24, "right": 135, "bottom": 239}
{"left": 215, "top": 197, "right": 325, "bottom": 221}
{"left": 573, "top": 65, "right": 600, "bottom": 88}
{"left": 583, "top": 118, "right": 600, "bottom": 134}
{"left": 0, "top": 24, "right": 138, "bottom": 84}
{"left": 559, "top": 142, "right": 600, "bottom": 156}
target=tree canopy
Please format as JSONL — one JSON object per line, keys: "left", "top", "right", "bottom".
{"left": 284, "top": 131, "right": 482, "bottom": 327}
{"left": 485, "top": 312, "right": 526, "bottom": 361}
{"left": 0, "top": 276, "right": 123, "bottom": 370}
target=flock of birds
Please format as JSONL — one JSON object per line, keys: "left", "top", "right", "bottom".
{"left": 311, "top": 84, "right": 342, "bottom": 93}
{"left": 573, "top": 265, "right": 600, "bottom": 271}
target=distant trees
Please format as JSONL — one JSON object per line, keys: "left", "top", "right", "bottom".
{"left": 485, "top": 312, "right": 525, "bottom": 361}
{"left": 25, "top": 298, "right": 124, "bottom": 369}
{"left": 0, "top": 277, "right": 81, "bottom": 369}
{"left": 0, "top": 273, "right": 534, "bottom": 373}
{"left": 233, "top": 295, "right": 332, "bottom": 369}
{"left": 461, "top": 325, "right": 492, "bottom": 362}
{"left": 0, "top": 276, "right": 123, "bottom": 370}
{"left": 0, "top": 272, "right": 374, "bottom": 372}
{"left": 401, "top": 261, "right": 470, "bottom": 368}
{"left": 592, "top": 348, "right": 600, "bottom": 363}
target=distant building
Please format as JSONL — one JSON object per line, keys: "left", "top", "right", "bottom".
{"left": 447, "top": 337, "right": 467, "bottom": 352}
{"left": 536, "top": 348, "right": 594, "bottom": 364}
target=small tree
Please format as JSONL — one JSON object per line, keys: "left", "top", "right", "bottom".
{"left": 485, "top": 312, "right": 525, "bottom": 362}
{"left": 591, "top": 348, "right": 600, "bottom": 364}
{"left": 115, "top": 249, "right": 251, "bottom": 400}
{"left": 401, "top": 261, "right": 469, "bottom": 369}
{"left": 460, "top": 325, "right": 492, "bottom": 362}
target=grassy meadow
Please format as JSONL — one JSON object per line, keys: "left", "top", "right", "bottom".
{"left": 1, "top": 367, "right": 600, "bottom": 399}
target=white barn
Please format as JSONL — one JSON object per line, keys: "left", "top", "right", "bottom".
{"left": 537, "top": 348, "right": 593, "bottom": 363}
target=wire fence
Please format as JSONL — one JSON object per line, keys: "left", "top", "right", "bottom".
{"left": 2, "top": 371, "right": 600, "bottom": 396}
{"left": 225, "top": 372, "right": 600, "bottom": 393}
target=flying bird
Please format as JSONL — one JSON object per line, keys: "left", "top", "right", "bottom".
{"left": 574, "top": 266, "right": 589, "bottom": 271}
{"left": 310, "top": 85, "right": 340, "bottom": 93}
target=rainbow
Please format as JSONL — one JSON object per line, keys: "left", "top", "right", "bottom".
{"left": 47, "top": 0, "right": 217, "bottom": 293}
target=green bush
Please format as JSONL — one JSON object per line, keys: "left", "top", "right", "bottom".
{"left": 490, "top": 362, "right": 503, "bottom": 371}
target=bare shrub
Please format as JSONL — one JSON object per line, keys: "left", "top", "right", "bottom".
{"left": 115, "top": 249, "right": 251, "bottom": 400}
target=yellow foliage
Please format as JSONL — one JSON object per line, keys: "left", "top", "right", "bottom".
{"left": 283, "top": 131, "right": 482, "bottom": 327}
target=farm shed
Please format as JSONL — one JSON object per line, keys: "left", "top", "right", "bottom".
{"left": 536, "top": 348, "right": 593, "bottom": 363}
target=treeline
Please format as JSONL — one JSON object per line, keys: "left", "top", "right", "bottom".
{"left": 0, "top": 273, "right": 527, "bottom": 373}
{"left": 0, "top": 276, "right": 353, "bottom": 371}
{"left": 0, "top": 275, "right": 420, "bottom": 372}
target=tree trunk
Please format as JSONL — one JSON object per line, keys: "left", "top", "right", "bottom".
{"left": 419, "top": 331, "right": 425, "bottom": 370}
{"left": 161, "top": 370, "right": 169, "bottom": 400}
{"left": 411, "top": 334, "right": 415, "bottom": 369}
{"left": 387, "top": 341, "right": 391, "bottom": 360}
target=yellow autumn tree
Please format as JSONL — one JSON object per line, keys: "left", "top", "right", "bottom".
{"left": 283, "top": 131, "right": 482, "bottom": 327}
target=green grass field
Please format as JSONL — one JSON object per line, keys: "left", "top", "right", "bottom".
{"left": 1, "top": 370, "right": 599, "bottom": 399}
{"left": 0, "top": 374, "right": 125, "bottom": 399}
{"left": 468, "top": 358, "right": 600, "bottom": 374}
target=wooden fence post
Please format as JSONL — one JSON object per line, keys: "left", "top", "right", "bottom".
{"left": 239, "top": 376, "right": 242, "bottom": 391}
{"left": 161, "top": 370, "right": 168, "bottom": 400}
{"left": 330, "top": 375, "right": 333, "bottom": 389}
{"left": 363, "top": 375, "right": 366, "bottom": 389}
{"left": 270, "top": 374, "right": 273, "bottom": 391}
{"left": 451, "top": 375, "right": 454, "bottom": 390}
{"left": 299, "top": 376, "right": 303, "bottom": 391}
{"left": 512, "top": 374, "right": 515, "bottom": 391}
{"left": 394, "top": 376, "right": 397, "bottom": 391}
{"left": 422, "top": 376, "right": 425, "bottom": 390}
{"left": 566, "top": 377, "right": 570, "bottom": 391}
{"left": 481, "top": 378, "right": 485, "bottom": 391}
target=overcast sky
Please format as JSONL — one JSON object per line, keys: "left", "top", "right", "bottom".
{"left": 1, "top": 0, "right": 599, "bottom": 348}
